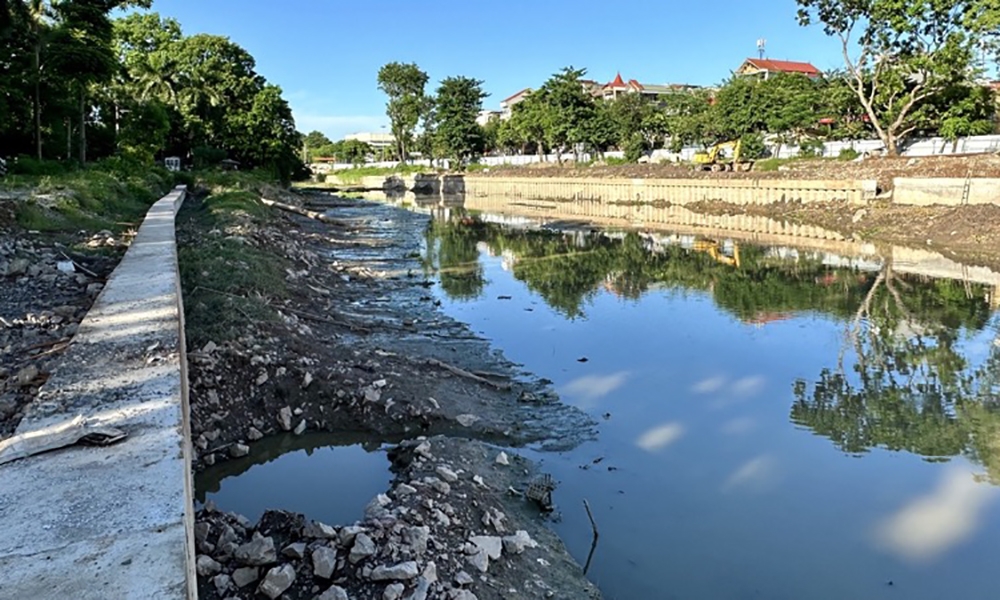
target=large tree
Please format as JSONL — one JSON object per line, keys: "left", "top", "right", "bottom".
{"left": 796, "top": 0, "right": 999, "bottom": 155}
{"left": 376, "top": 62, "right": 428, "bottom": 162}
{"left": 537, "top": 67, "right": 597, "bottom": 161}
{"left": 433, "top": 76, "right": 487, "bottom": 166}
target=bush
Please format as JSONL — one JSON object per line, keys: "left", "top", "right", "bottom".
{"left": 739, "top": 133, "right": 768, "bottom": 160}
{"left": 797, "top": 138, "right": 826, "bottom": 158}
{"left": 838, "top": 147, "right": 860, "bottom": 161}
{"left": 192, "top": 146, "right": 229, "bottom": 169}
{"left": 9, "top": 156, "right": 71, "bottom": 176}
{"left": 605, "top": 156, "right": 630, "bottom": 166}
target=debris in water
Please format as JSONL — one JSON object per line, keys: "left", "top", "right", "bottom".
{"left": 577, "top": 357, "right": 589, "bottom": 363}
{"left": 526, "top": 474, "right": 556, "bottom": 511}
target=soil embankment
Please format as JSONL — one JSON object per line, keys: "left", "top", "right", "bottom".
{"left": 178, "top": 182, "right": 600, "bottom": 600}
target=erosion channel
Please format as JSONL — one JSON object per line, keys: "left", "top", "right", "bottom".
{"left": 189, "top": 190, "right": 1000, "bottom": 600}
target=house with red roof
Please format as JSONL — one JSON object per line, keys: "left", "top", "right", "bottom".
{"left": 735, "top": 58, "right": 822, "bottom": 80}
{"left": 596, "top": 73, "right": 700, "bottom": 101}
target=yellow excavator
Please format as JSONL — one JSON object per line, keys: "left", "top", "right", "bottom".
{"left": 693, "top": 140, "right": 754, "bottom": 172}
{"left": 693, "top": 239, "right": 741, "bottom": 268}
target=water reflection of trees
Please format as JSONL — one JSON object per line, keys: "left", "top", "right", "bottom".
{"left": 424, "top": 218, "right": 486, "bottom": 299}
{"left": 425, "top": 215, "right": 1000, "bottom": 480}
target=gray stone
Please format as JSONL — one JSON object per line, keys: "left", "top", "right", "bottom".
{"left": 349, "top": 533, "right": 376, "bottom": 564}
{"left": 394, "top": 484, "right": 417, "bottom": 497}
{"left": 414, "top": 441, "right": 432, "bottom": 458}
{"left": 339, "top": 525, "right": 365, "bottom": 546}
{"left": 455, "top": 414, "right": 479, "bottom": 427}
{"left": 454, "top": 571, "right": 474, "bottom": 586}
{"left": 402, "top": 526, "right": 430, "bottom": 557}
{"left": 383, "top": 582, "right": 405, "bottom": 600}
{"left": 502, "top": 530, "right": 538, "bottom": 555}
{"left": 229, "top": 443, "right": 250, "bottom": 458}
{"left": 258, "top": 564, "right": 296, "bottom": 599}
{"left": 234, "top": 535, "right": 277, "bottom": 565}
{"left": 14, "top": 365, "right": 38, "bottom": 387}
{"left": 85, "top": 282, "right": 104, "bottom": 297}
{"left": 232, "top": 566, "right": 259, "bottom": 588}
{"left": 303, "top": 520, "right": 339, "bottom": 539}
{"left": 312, "top": 545, "right": 337, "bottom": 579}
{"left": 196, "top": 554, "right": 222, "bottom": 577}
{"left": 247, "top": 427, "right": 264, "bottom": 441}
{"left": 466, "top": 549, "right": 489, "bottom": 573}
{"left": 428, "top": 478, "right": 450, "bottom": 495}
{"left": 278, "top": 406, "right": 293, "bottom": 431}
{"left": 293, "top": 419, "right": 307, "bottom": 435}
{"left": 494, "top": 452, "right": 509, "bottom": 466}
{"left": 193, "top": 522, "right": 211, "bottom": 544}
{"left": 5, "top": 258, "right": 29, "bottom": 277}
{"left": 370, "top": 561, "right": 420, "bottom": 581}
{"left": 212, "top": 573, "right": 232, "bottom": 596}
{"left": 201, "top": 340, "right": 218, "bottom": 354}
{"left": 470, "top": 536, "right": 502, "bottom": 560}
{"left": 435, "top": 466, "right": 458, "bottom": 483}
{"left": 317, "top": 585, "right": 350, "bottom": 600}
{"left": 282, "top": 542, "right": 307, "bottom": 559}
{"left": 450, "top": 591, "right": 478, "bottom": 600}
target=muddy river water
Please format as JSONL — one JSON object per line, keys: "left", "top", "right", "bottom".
{"left": 203, "top": 197, "right": 1000, "bottom": 600}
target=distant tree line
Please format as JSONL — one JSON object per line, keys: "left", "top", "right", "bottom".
{"left": 0, "top": 3, "right": 305, "bottom": 181}
{"left": 368, "top": 0, "right": 999, "bottom": 165}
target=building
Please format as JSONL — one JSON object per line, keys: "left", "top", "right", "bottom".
{"left": 595, "top": 73, "right": 701, "bottom": 101}
{"left": 344, "top": 131, "right": 395, "bottom": 150}
{"left": 734, "top": 58, "right": 822, "bottom": 80}
{"left": 500, "top": 88, "right": 532, "bottom": 120}
{"left": 476, "top": 110, "right": 502, "bottom": 126}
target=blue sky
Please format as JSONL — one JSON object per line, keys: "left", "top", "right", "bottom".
{"left": 154, "top": 0, "right": 844, "bottom": 140}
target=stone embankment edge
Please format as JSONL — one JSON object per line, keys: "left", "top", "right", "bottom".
{"left": 0, "top": 186, "right": 196, "bottom": 599}
{"left": 892, "top": 177, "right": 1000, "bottom": 206}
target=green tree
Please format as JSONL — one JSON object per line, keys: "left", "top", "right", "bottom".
{"left": 433, "top": 76, "right": 487, "bottom": 166}
{"left": 303, "top": 130, "right": 331, "bottom": 153}
{"left": 508, "top": 92, "right": 550, "bottom": 158}
{"left": 935, "top": 84, "right": 996, "bottom": 147}
{"left": 377, "top": 61, "right": 429, "bottom": 162}
{"left": 796, "top": 0, "right": 999, "bottom": 155}
{"left": 537, "top": 67, "right": 597, "bottom": 161}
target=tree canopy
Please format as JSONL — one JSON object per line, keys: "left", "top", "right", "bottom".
{"left": 377, "top": 62, "right": 429, "bottom": 162}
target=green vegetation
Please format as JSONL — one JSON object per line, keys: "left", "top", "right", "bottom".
{"left": 0, "top": 3, "right": 305, "bottom": 182}
{"left": 377, "top": 62, "right": 430, "bottom": 162}
{"left": 432, "top": 76, "right": 488, "bottom": 167}
{"left": 323, "top": 164, "right": 431, "bottom": 185}
{"left": 176, "top": 172, "right": 288, "bottom": 346}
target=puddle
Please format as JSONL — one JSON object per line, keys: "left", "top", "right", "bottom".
{"left": 195, "top": 432, "right": 395, "bottom": 526}
{"left": 418, "top": 205, "right": 1000, "bottom": 600}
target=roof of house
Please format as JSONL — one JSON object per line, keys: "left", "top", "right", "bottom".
{"left": 744, "top": 58, "right": 821, "bottom": 75}
{"left": 605, "top": 73, "right": 627, "bottom": 89}
{"left": 501, "top": 88, "right": 532, "bottom": 104}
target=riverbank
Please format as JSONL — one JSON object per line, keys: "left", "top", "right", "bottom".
{"left": 178, "top": 176, "right": 600, "bottom": 598}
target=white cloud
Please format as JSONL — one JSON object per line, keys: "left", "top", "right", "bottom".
{"left": 561, "top": 372, "right": 629, "bottom": 409}
{"left": 636, "top": 422, "right": 685, "bottom": 452}
{"left": 692, "top": 376, "right": 726, "bottom": 394}
{"left": 876, "top": 468, "right": 999, "bottom": 563}
{"left": 723, "top": 455, "right": 777, "bottom": 492}
{"left": 720, "top": 417, "right": 756, "bottom": 435}
{"left": 731, "top": 376, "right": 766, "bottom": 398}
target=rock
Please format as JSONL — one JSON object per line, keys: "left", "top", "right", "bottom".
{"left": 0, "top": 396, "right": 17, "bottom": 420}
{"left": 435, "top": 466, "right": 458, "bottom": 483}
{"left": 495, "top": 452, "right": 509, "bottom": 466}
{"left": 278, "top": 406, "right": 293, "bottom": 431}
{"left": 203, "top": 453, "right": 216, "bottom": 466}
{"left": 383, "top": 583, "right": 405, "bottom": 600}
{"left": 395, "top": 483, "right": 417, "bottom": 497}
{"left": 5, "top": 258, "right": 29, "bottom": 277}
{"left": 852, "top": 208, "right": 867, "bottom": 223}
{"left": 304, "top": 520, "right": 339, "bottom": 539}
{"left": 402, "top": 526, "right": 430, "bottom": 556}
{"left": 470, "top": 536, "right": 502, "bottom": 560}
{"left": 302, "top": 372, "right": 314, "bottom": 389}
{"left": 229, "top": 443, "right": 250, "bottom": 458}
{"left": 502, "top": 530, "right": 538, "bottom": 555}
{"left": 232, "top": 566, "right": 259, "bottom": 588}
{"left": 201, "top": 340, "right": 218, "bottom": 354}
{"left": 15, "top": 365, "right": 39, "bottom": 387}
{"left": 247, "top": 427, "right": 264, "bottom": 441}
{"left": 455, "top": 414, "right": 479, "bottom": 427}
{"left": 349, "top": 533, "right": 376, "bottom": 564}
{"left": 56, "top": 260, "right": 74, "bottom": 273}
{"left": 255, "top": 370, "right": 269, "bottom": 386}
{"left": 312, "top": 545, "right": 337, "bottom": 579}
{"left": 339, "top": 525, "right": 365, "bottom": 546}
{"left": 196, "top": 554, "right": 222, "bottom": 577}
{"left": 212, "top": 573, "right": 232, "bottom": 596}
{"left": 414, "top": 441, "right": 432, "bottom": 458}
{"left": 282, "top": 542, "right": 307, "bottom": 559}
{"left": 370, "top": 561, "right": 420, "bottom": 581}
{"left": 454, "top": 571, "right": 474, "bottom": 586}
{"left": 86, "top": 282, "right": 104, "bottom": 297}
{"left": 194, "top": 522, "right": 211, "bottom": 545}
{"left": 234, "top": 535, "right": 276, "bottom": 565}
{"left": 450, "top": 591, "right": 478, "bottom": 600}
{"left": 429, "top": 478, "right": 450, "bottom": 495}
{"left": 52, "top": 305, "right": 76, "bottom": 318}
{"left": 293, "top": 419, "right": 307, "bottom": 435}
{"left": 466, "top": 549, "right": 489, "bottom": 573}
{"left": 317, "top": 585, "right": 350, "bottom": 600}
{"left": 258, "top": 564, "right": 296, "bottom": 599}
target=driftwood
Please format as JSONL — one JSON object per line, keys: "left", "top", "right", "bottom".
{"left": 261, "top": 197, "right": 339, "bottom": 223}
{"left": 59, "top": 251, "right": 99, "bottom": 278}
{"left": 426, "top": 358, "right": 512, "bottom": 390}
{"left": 0, "top": 415, "right": 127, "bottom": 466}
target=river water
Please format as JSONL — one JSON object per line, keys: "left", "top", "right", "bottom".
{"left": 204, "top": 195, "right": 1000, "bottom": 599}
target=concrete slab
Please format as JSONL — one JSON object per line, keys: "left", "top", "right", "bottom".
{"left": 0, "top": 187, "right": 195, "bottom": 599}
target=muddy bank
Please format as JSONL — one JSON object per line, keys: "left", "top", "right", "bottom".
{"left": 687, "top": 199, "right": 1000, "bottom": 272}
{"left": 179, "top": 190, "right": 600, "bottom": 598}
{"left": 195, "top": 436, "right": 600, "bottom": 600}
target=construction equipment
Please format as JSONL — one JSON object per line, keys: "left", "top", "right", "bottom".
{"left": 693, "top": 140, "right": 754, "bottom": 172}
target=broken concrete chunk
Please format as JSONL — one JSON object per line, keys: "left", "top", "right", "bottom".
{"left": 232, "top": 566, "right": 259, "bottom": 588}
{"left": 470, "top": 535, "right": 502, "bottom": 560}
{"left": 495, "top": 452, "right": 509, "bottom": 466}
{"left": 349, "top": 533, "right": 376, "bottom": 564}
{"left": 313, "top": 545, "right": 337, "bottom": 579}
{"left": 370, "top": 561, "right": 420, "bottom": 581}
{"left": 234, "top": 535, "right": 276, "bottom": 566}
{"left": 502, "top": 530, "right": 539, "bottom": 555}
{"left": 258, "top": 564, "right": 295, "bottom": 599}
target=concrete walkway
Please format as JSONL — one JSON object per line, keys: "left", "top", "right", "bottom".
{"left": 0, "top": 186, "right": 195, "bottom": 599}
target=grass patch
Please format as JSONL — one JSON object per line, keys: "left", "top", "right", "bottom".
{"left": 326, "top": 164, "right": 432, "bottom": 185}
{"left": 177, "top": 175, "right": 289, "bottom": 346}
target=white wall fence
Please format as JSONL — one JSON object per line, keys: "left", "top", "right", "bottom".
{"left": 319, "top": 134, "right": 1000, "bottom": 171}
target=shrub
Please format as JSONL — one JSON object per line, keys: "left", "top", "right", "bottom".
{"left": 739, "top": 133, "right": 768, "bottom": 160}
{"left": 838, "top": 147, "right": 860, "bottom": 161}
{"left": 192, "top": 146, "right": 228, "bottom": 169}
{"left": 9, "top": 156, "right": 71, "bottom": 176}
{"left": 797, "top": 138, "right": 826, "bottom": 158}
{"left": 623, "top": 133, "right": 648, "bottom": 163}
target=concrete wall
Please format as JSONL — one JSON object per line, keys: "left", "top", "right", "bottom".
{"left": 457, "top": 176, "right": 876, "bottom": 206}
{"left": 0, "top": 186, "right": 196, "bottom": 599}
{"left": 892, "top": 177, "right": 1000, "bottom": 206}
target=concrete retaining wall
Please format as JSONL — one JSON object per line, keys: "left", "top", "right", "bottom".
{"left": 0, "top": 186, "right": 196, "bottom": 599}
{"left": 892, "top": 177, "right": 1000, "bottom": 206}
{"left": 458, "top": 176, "right": 876, "bottom": 206}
